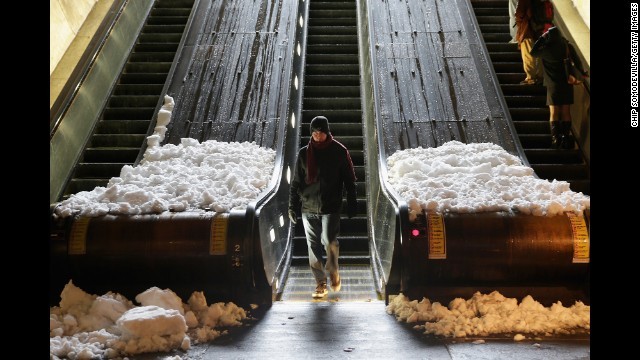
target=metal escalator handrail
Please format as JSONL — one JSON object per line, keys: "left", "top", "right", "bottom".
{"left": 245, "top": 0, "right": 310, "bottom": 298}
{"left": 50, "top": 0, "right": 128, "bottom": 139}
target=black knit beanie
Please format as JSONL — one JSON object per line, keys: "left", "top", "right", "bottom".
{"left": 310, "top": 116, "right": 330, "bottom": 134}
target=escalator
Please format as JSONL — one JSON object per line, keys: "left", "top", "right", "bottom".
{"left": 282, "top": 0, "right": 377, "bottom": 301}
{"left": 60, "top": 0, "right": 195, "bottom": 200}
{"left": 51, "top": 0, "right": 304, "bottom": 307}
{"left": 470, "top": 0, "right": 590, "bottom": 195}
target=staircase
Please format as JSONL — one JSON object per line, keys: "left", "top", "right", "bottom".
{"left": 471, "top": 0, "right": 590, "bottom": 195}
{"left": 284, "top": 0, "right": 373, "bottom": 301}
{"left": 60, "top": 0, "right": 195, "bottom": 200}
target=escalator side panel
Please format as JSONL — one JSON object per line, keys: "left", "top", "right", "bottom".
{"left": 50, "top": 0, "right": 156, "bottom": 204}
{"left": 49, "top": 212, "right": 257, "bottom": 307}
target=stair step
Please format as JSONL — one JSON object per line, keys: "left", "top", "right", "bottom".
{"left": 509, "top": 107, "right": 549, "bottom": 120}
{"left": 500, "top": 84, "right": 546, "bottom": 95}
{"left": 504, "top": 95, "right": 547, "bottom": 107}
{"left": 481, "top": 33, "right": 512, "bottom": 42}
{"left": 302, "top": 109, "right": 362, "bottom": 122}
{"left": 303, "top": 97, "right": 361, "bottom": 110}
{"left": 307, "top": 35, "right": 358, "bottom": 45}
{"left": 524, "top": 149, "right": 584, "bottom": 164}
{"left": 309, "top": 10, "right": 357, "bottom": 19}
{"left": 119, "top": 73, "right": 169, "bottom": 84}
{"left": 305, "top": 74, "right": 360, "bottom": 86}
{"left": 492, "top": 62, "right": 528, "bottom": 73}
{"left": 307, "top": 26, "right": 357, "bottom": 36}
{"left": 108, "top": 95, "right": 160, "bottom": 108}
{"left": 306, "top": 54, "right": 359, "bottom": 64}
{"left": 90, "top": 134, "right": 147, "bottom": 147}
{"left": 146, "top": 16, "right": 189, "bottom": 25}
{"left": 513, "top": 120, "right": 550, "bottom": 134}
{"left": 95, "top": 120, "right": 151, "bottom": 134}
{"left": 74, "top": 163, "right": 131, "bottom": 178}
{"left": 83, "top": 148, "right": 141, "bottom": 162}
{"left": 485, "top": 42, "right": 519, "bottom": 52}
{"left": 479, "top": 24, "right": 510, "bottom": 33}
{"left": 306, "top": 44, "right": 358, "bottom": 55}
{"left": 489, "top": 52, "right": 523, "bottom": 62}
{"left": 474, "top": 15, "right": 510, "bottom": 25}
{"left": 102, "top": 107, "right": 156, "bottom": 120}
{"left": 113, "top": 84, "right": 164, "bottom": 95}
{"left": 304, "top": 86, "right": 361, "bottom": 97}
{"left": 532, "top": 164, "right": 590, "bottom": 181}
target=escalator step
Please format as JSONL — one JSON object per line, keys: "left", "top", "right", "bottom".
{"left": 306, "top": 64, "right": 360, "bottom": 75}
{"left": 305, "top": 74, "right": 360, "bottom": 86}
{"left": 124, "top": 62, "right": 172, "bottom": 73}
{"left": 146, "top": 16, "right": 190, "bottom": 25}
{"left": 304, "top": 97, "right": 361, "bottom": 110}
{"left": 108, "top": 95, "right": 160, "bottom": 108}
{"left": 83, "top": 148, "right": 141, "bottom": 162}
{"left": 119, "top": 73, "right": 169, "bottom": 84}
{"left": 130, "top": 52, "right": 176, "bottom": 62}
{"left": 306, "top": 54, "right": 359, "bottom": 64}
{"left": 524, "top": 149, "right": 584, "bottom": 164}
{"left": 304, "top": 86, "right": 360, "bottom": 97}
{"left": 113, "top": 84, "right": 165, "bottom": 95}
{"left": 102, "top": 107, "right": 156, "bottom": 120}
{"left": 95, "top": 120, "right": 151, "bottom": 134}
{"left": 90, "top": 134, "right": 147, "bottom": 147}
{"left": 74, "top": 163, "right": 132, "bottom": 178}
{"left": 138, "top": 33, "right": 183, "bottom": 43}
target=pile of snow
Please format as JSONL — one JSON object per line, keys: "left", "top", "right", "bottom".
{"left": 54, "top": 95, "right": 276, "bottom": 218}
{"left": 386, "top": 141, "right": 590, "bottom": 220}
{"left": 386, "top": 291, "right": 590, "bottom": 339}
{"left": 50, "top": 281, "right": 254, "bottom": 359}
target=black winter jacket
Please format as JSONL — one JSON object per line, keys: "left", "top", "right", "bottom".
{"left": 289, "top": 140, "right": 357, "bottom": 215}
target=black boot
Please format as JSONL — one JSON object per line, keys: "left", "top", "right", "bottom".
{"left": 549, "top": 121, "right": 561, "bottom": 149}
{"left": 559, "top": 121, "right": 574, "bottom": 150}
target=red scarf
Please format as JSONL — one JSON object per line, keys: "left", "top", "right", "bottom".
{"left": 306, "top": 133, "right": 334, "bottom": 184}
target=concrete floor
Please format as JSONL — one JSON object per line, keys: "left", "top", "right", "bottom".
{"left": 133, "top": 300, "right": 589, "bottom": 360}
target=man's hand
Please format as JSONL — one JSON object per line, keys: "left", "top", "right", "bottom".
{"left": 288, "top": 209, "right": 298, "bottom": 224}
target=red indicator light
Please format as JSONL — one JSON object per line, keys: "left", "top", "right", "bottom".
{"left": 411, "top": 229, "right": 420, "bottom": 237}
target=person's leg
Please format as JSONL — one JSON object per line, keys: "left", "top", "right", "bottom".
{"left": 302, "top": 213, "right": 327, "bottom": 285}
{"left": 549, "top": 105, "right": 562, "bottom": 149}
{"left": 559, "top": 104, "right": 574, "bottom": 149}
{"left": 549, "top": 105, "right": 561, "bottom": 121}
{"left": 520, "top": 38, "right": 537, "bottom": 83}
{"left": 508, "top": 0, "right": 518, "bottom": 43}
{"left": 322, "top": 213, "right": 341, "bottom": 291}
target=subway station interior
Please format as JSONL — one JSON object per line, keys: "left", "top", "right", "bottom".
{"left": 50, "top": 0, "right": 591, "bottom": 358}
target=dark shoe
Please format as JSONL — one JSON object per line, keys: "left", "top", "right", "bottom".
{"left": 330, "top": 272, "right": 341, "bottom": 292}
{"left": 534, "top": 78, "right": 543, "bottom": 85}
{"left": 519, "top": 79, "right": 536, "bottom": 85}
{"left": 559, "top": 122, "right": 574, "bottom": 150}
{"left": 312, "top": 283, "right": 328, "bottom": 298}
{"left": 549, "top": 121, "right": 561, "bottom": 149}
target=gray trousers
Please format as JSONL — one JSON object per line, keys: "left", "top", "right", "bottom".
{"left": 509, "top": 0, "right": 518, "bottom": 41}
{"left": 302, "top": 213, "right": 341, "bottom": 285}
